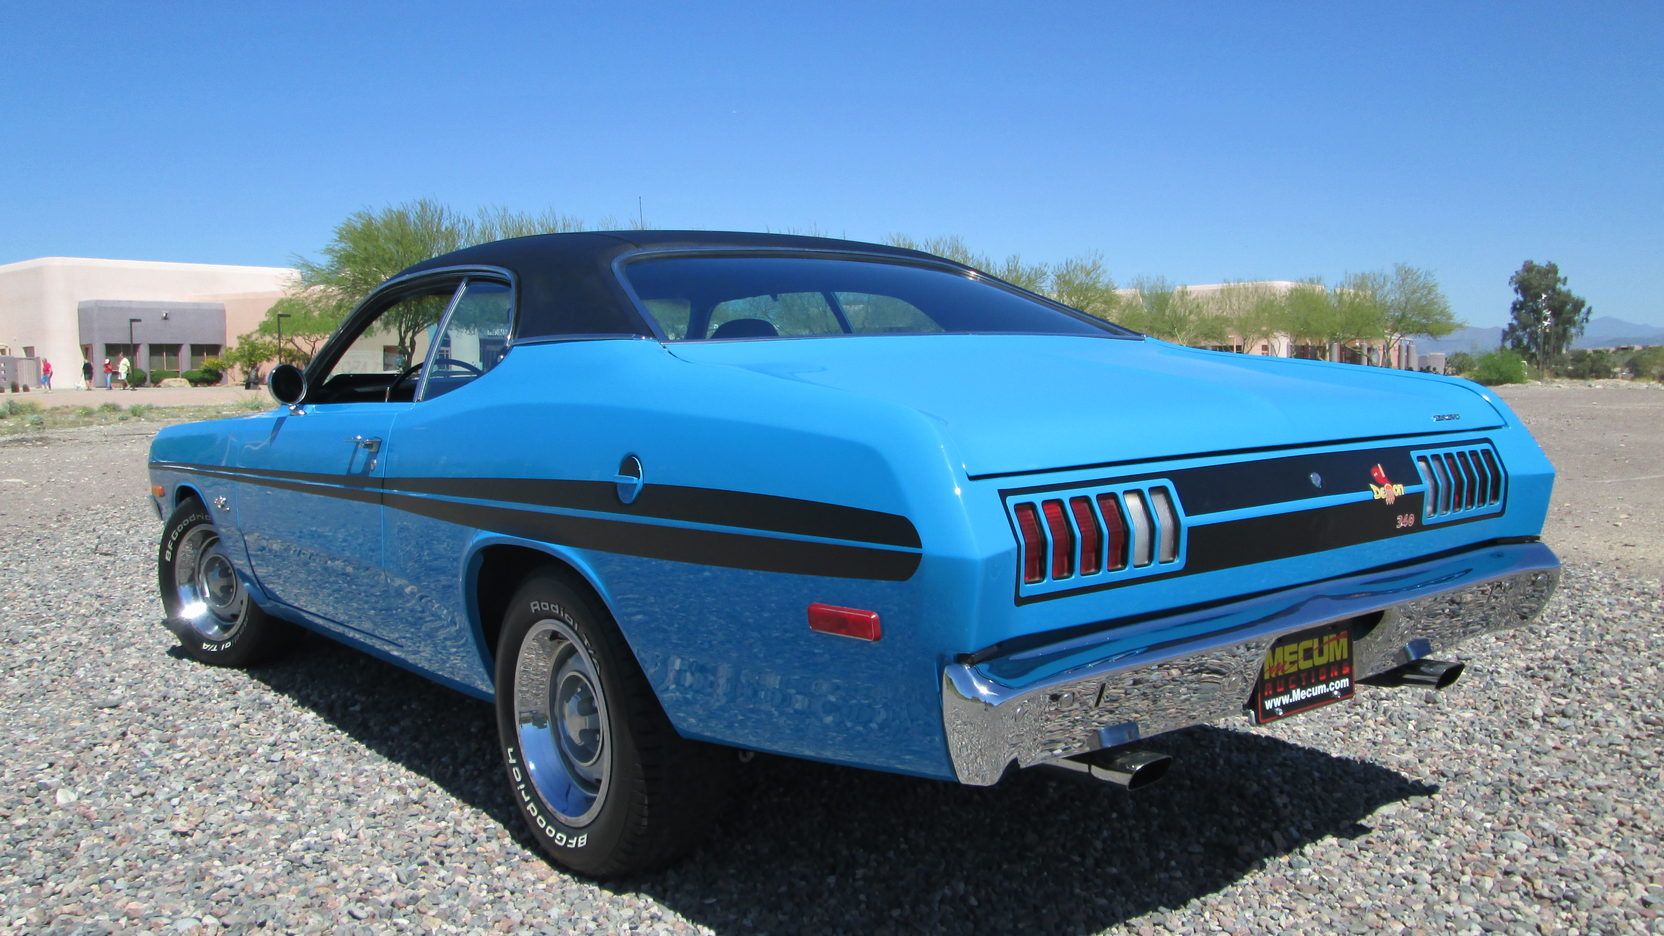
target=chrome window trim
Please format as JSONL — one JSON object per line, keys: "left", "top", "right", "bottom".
{"left": 412, "top": 279, "right": 471, "bottom": 403}
{"left": 301, "top": 264, "right": 519, "bottom": 399}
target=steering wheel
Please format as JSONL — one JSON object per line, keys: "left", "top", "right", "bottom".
{"left": 384, "top": 356, "right": 483, "bottom": 402}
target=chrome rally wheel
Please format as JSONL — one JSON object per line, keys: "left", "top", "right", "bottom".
{"left": 513, "top": 618, "right": 611, "bottom": 827}
{"left": 170, "top": 523, "right": 248, "bottom": 642}
{"left": 493, "top": 571, "right": 733, "bottom": 878}
{"left": 157, "top": 500, "right": 286, "bottom": 667}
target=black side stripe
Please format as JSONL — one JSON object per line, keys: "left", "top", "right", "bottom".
{"left": 394, "top": 476, "right": 921, "bottom": 549}
{"left": 152, "top": 462, "right": 921, "bottom": 581}
{"left": 381, "top": 492, "right": 918, "bottom": 581}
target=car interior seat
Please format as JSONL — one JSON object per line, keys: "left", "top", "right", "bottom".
{"left": 708, "top": 318, "right": 779, "bottom": 340}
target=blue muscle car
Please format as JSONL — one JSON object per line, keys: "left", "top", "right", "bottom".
{"left": 149, "top": 232, "right": 1560, "bottom": 877}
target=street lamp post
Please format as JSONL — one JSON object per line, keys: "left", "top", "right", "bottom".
{"left": 128, "top": 317, "right": 141, "bottom": 388}
{"left": 275, "top": 312, "right": 291, "bottom": 366}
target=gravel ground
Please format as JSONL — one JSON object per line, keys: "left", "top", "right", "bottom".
{"left": 1, "top": 389, "right": 1661, "bottom": 934}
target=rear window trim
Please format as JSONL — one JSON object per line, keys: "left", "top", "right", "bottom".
{"left": 610, "top": 247, "right": 1139, "bottom": 343}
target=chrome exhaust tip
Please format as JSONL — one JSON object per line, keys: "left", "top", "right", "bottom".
{"left": 1363, "top": 657, "right": 1465, "bottom": 690}
{"left": 1042, "top": 748, "right": 1173, "bottom": 791}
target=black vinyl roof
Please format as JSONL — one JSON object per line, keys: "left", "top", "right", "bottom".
{"left": 400, "top": 231, "right": 947, "bottom": 340}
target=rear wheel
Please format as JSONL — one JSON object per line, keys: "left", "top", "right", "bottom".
{"left": 158, "top": 501, "right": 287, "bottom": 667}
{"left": 494, "top": 571, "right": 730, "bottom": 878}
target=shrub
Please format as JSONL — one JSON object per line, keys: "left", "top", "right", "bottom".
{"left": 184, "top": 367, "right": 223, "bottom": 386}
{"left": 1443, "top": 351, "right": 1475, "bottom": 376}
{"left": 77, "top": 406, "right": 95, "bottom": 417}
{"left": 150, "top": 369, "right": 181, "bottom": 382}
{"left": 128, "top": 367, "right": 148, "bottom": 387}
{"left": 0, "top": 399, "right": 42, "bottom": 418}
{"left": 98, "top": 402, "right": 122, "bottom": 414}
{"left": 129, "top": 404, "right": 153, "bottom": 419}
{"left": 1624, "top": 346, "right": 1664, "bottom": 382}
{"left": 26, "top": 413, "right": 43, "bottom": 428}
{"left": 1470, "top": 349, "right": 1529, "bottom": 386}
{"left": 1562, "top": 349, "right": 1617, "bottom": 380}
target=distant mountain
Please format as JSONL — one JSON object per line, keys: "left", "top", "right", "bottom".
{"left": 1410, "top": 316, "right": 1664, "bottom": 355}
{"left": 1573, "top": 316, "right": 1664, "bottom": 349}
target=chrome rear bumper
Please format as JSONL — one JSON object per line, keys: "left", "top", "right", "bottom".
{"left": 941, "top": 542, "right": 1559, "bottom": 786}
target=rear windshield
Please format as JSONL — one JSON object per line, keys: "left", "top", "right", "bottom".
{"left": 621, "top": 255, "right": 1132, "bottom": 341}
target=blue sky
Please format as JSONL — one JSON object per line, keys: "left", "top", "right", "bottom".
{"left": 2, "top": 2, "right": 1659, "bottom": 327}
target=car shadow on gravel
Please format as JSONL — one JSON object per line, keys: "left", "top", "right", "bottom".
{"left": 241, "top": 632, "right": 1438, "bottom": 935}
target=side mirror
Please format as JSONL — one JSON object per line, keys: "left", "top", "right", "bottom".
{"left": 267, "top": 364, "right": 306, "bottom": 406}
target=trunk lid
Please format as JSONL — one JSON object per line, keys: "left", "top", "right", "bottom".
{"left": 667, "top": 335, "right": 1506, "bottom": 477}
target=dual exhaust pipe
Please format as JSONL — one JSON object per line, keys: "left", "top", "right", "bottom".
{"left": 1038, "top": 657, "right": 1466, "bottom": 792}
{"left": 1361, "top": 656, "right": 1465, "bottom": 690}
{"left": 1041, "top": 748, "right": 1173, "bottom": 791}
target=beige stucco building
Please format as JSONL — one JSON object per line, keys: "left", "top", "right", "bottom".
{"left": 0, "top": 257, "right": 294, "bottom": 389}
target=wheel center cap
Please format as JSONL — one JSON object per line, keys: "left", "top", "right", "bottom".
{"left": 202, "top": 555, "right": 238, "bottom": 608}
{"left": 561, "top": 684, "right": 598, "bottom": 749}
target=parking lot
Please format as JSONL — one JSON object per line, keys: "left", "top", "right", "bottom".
{"left": 1, "top": 383, "right": 1660, "bottom": 933}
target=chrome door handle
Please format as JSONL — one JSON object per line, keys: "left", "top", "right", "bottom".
{"left": 347, "top": 435, "right": 382, "bottom": 452}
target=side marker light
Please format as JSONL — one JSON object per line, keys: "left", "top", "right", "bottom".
{"left": 807, "top": 603, "right": 882, "bottom": 641}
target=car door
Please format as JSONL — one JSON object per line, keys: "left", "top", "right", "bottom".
{"left": 237, "top": 276, "right": 464, "bottom": 635}
{"left": 374, "top": 277, "right": 515, "bottom": 687}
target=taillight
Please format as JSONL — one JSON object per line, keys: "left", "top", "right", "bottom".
{"left": 1097, "top": 493, "right": 1127, "bottom": 571}
{"left": 1070, "top": 497, "right": 1101, "bottom": 575}
{"left": 1149, "top": 487, "right": 1179, "bottom": 563}
{"left": 1014, "top": 503, "right": 1044, "bottom": 584}
{"left": 1416, "top": 443, "right": 1506, "bottom": 522}
{"left": 1122, "top": 490, "right": 1154, "bottom": 567}
{"left": 1011, "top": 482, "right": 1183, "bottom": 591}
{"left": 1041, "top": 499, "right": 1074, "bottom": 579}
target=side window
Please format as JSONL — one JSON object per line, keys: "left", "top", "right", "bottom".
{"left": 643, "top": 298, "right": 692, "bottom": 339}
{"left": 420, "top": 280, "right": 513, "bottom": 400}
{"left": 707, "top": 292, "right": 840, "bottom": 338}
{"left": 315, "top": 283, "right": 458, "bottom": 403}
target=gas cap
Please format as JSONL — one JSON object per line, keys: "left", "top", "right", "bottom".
{"left": 614, "top": 455, "right": 644, "bottom": 505}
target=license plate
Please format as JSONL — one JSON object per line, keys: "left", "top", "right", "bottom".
{"left": 1250, "top": 622, "right": 1355, "bottom": 724}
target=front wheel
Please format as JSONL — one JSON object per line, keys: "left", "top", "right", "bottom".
{"left": 157, "top": 500, "right": 287, "bottom": 667}
{"left": 494, "top": 571, "right": 730, "bottom": 878}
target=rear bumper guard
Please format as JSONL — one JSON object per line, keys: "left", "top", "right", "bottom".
{"left": 941, "top": 542, "right": 1560, "bottom": 786}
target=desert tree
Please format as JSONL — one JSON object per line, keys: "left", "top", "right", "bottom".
{"left": 1380, "top": 264, "right": 1458, "bottom": 366}
{"left": 1502, "top": 260, "right": 1591, "bottom": 375}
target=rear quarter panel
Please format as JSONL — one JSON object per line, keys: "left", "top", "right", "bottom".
{"left": 381, "top": 339, "right": 979, "bottom": 779}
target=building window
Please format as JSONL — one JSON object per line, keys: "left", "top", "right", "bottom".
{"left": 150, "top": 347, "right": 178, "bottom": 373}
{"left": 189, "top": 344, "right": 221, "bottom": 369}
